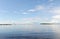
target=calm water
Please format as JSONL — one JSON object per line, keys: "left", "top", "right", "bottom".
{"left": 0, "top": 24, "right": 59, "bottom": 39}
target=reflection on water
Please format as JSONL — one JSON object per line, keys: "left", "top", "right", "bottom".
{"left": 0, "top": 25, "right": 59, "bottom": 39}
{"left": 0, "top": 32, "right": 54, "bottom": 39}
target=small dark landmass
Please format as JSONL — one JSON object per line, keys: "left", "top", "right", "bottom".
{"left": 0, "top": 24, "right": 12, "bottom": 25}
{"left": 40, "top": 23, "right": 60, "bottom": 25}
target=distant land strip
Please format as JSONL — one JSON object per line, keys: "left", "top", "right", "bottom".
{"left": 0, "top": 23, "right": 60, "bottom": 25}
{"left": 0, "top": 24, "right": 12, "bottom": 25}
{"left": 40, "top": 23, "right": 60, "bottom": 25}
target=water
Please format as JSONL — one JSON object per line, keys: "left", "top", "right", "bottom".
{"left": 0, "top": 24, "right": 59, "bottom": 39}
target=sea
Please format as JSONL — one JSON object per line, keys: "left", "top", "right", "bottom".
{"left": 0, "top": 24, "right": 60, "bottom": 39}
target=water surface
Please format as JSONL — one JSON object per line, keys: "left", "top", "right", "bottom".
{"left": 0, "top": 24, "right": 59, "bottom": 39}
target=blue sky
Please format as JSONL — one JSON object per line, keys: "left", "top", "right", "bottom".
{"left": 0, "top": 0, "right": 60, "bottom": 24}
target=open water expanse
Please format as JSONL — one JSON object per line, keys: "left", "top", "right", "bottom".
{"left": 0, "top": 24, "right": 60, "bottom": 39}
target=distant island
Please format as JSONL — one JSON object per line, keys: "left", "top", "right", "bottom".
{"left": 40, "top": 23, "right": 60, "bottom": 25}
{"left": 0, "top": 24, "right": 12, "bottom": 25}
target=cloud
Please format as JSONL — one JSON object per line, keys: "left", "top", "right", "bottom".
{"left": 50, "top": 15, "right": 60, "bottom": 23}
{"left": 49, "top": 7, "right": 60, "bottom": 14}
{"left": 28, "top": 9, "right": 36, "bottom": 12}
{"left": 28, "top": 5, "right": 45, "bottom": 12}
{"left": 13, "top": 11, "right": 28, "bottom": 15}
{"left": 52, "top": 15, "right": 60, "bottom": 19}
{"left": 46, "top": 6, "right": 60, "bottom": 23}
{"left": 22, "top": 12, "right": 28, "bottom": 14}
{"left": 35, "top": 5, "right": 45, "bottom": 10}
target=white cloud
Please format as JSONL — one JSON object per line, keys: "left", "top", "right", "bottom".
{"left": 22, "top": 12, "right": 28, "bottom": 14}
{"left": 50, "top": 15, "right": 60, "bottom": 23}
{"left": 28, "top": 5, "right": 45, "bottom": 12}
{"left": 28, "top": 9, "right": 36, "bottom": 12}
{"left": 48, "top": 7, "right": 60, "bottom": 14}
{"left": 47, "top": 6, "right": 60, "bottom": 23}
{"left": 43, "top": 6, "right": 60, "bottom": 23}
{"left": 35, "top": 5, "right": 45, "bottom": 10}
{"left": 52, "top": 15, "right": 60, "bottom": 19}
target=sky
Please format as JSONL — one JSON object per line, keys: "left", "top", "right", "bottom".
{"left": 0, "top": 0, "right": 60, "bottom": 24}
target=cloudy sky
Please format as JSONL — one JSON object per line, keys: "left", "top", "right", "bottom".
{"left": 0, "top": 0, "right": 60, "bottom": 24}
